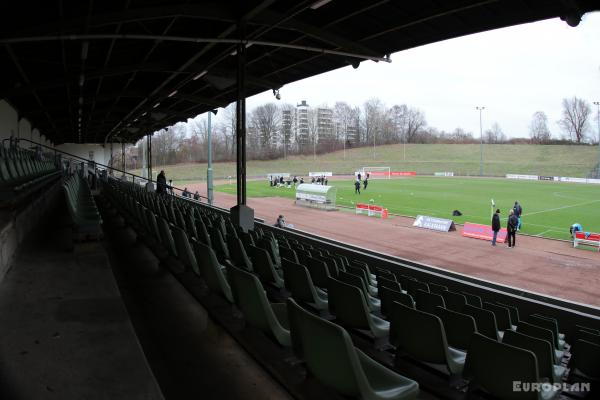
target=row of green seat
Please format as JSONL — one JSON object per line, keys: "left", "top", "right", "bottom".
{"left": 103, "top": 179, "right": 599, "bottom": 399}
{"left": 62, "top": 174, "right": 102, "bottom": 238}
{"left": 0, "top": 146, "right": 60, "bottom": 201}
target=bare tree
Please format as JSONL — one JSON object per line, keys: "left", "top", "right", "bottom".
{"left": 485, "top": 122, "right": 506, "bottom": 144}
{"left": 529, "top": 111, "right": 551, "bottom": 143}
{"left": 248, "top": 103, "right": 280, "bottom": 158}
{"left": 558, "top": 97, "right": 591, "bottom": 143}
{"left": 222, "top": 103, "right": 237, "bottom": 158}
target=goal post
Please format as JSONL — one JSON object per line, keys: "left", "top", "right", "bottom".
{"left": 360, "top": 166, "right": 391, "bottom": 179}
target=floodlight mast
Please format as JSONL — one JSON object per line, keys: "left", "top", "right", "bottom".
{"left": 476, "top": 106, "right": 485, "bottom": 176}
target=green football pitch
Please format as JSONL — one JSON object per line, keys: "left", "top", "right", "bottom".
{"left": 216, "top": 176, "right": 600, "bottom": 240}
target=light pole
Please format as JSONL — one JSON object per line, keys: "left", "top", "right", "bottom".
{"left": 207, "top": 110, "right": 214, "bottom": 205}
{"left": 594, "top": 101, "right": 600, "bottom": 178}
{"left": 476, "top": 106, "right": 485, "bottom": 176}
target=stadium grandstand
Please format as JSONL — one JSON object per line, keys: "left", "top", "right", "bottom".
{"left": 1, "top": 1, "right": 599, "bottom": 400}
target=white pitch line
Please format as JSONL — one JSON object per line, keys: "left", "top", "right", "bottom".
{"left": 525, "top": 199, "right": 600, "bottom": 216}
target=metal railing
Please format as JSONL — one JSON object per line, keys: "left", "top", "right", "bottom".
{"left": 3, "top": 138, "right": 210, "bottom": 201}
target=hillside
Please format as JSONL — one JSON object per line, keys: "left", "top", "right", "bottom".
{"left": 130, "top": 143, "right": 599, "bottom": 181}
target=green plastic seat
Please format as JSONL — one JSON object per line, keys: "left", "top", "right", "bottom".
{"left": 172, "top": 226, "right": 199, "bottom": 274}
{"left": 287, "top": 298, "right": 419, "bottom": 400}
{"left": 337, "top": 271, "right": 381, "bottom": 312}
{"left": 257, "top": 236, "right": 281, "bottom": 267}
{"left": 503, "top": 330, "right": 566, "bottom": 384}
{"left": 517, "top": 321, "right": 564, "bottom": 364}
{"left": 191, "top": 239, "right": 233, "bottom": 303}
{"left": 279, "top": 246, "right": 299, "bottom": 264}
{"left": 379, "top": 286, "right": 414, "bottom": 318}
{"left": 461, "top": 291, "right": 483, "bottom": 308}
{"left": 441, "top": 290, "right": 467, "bottom": 312}
{"left": 377, "top": 275, "right": 401, "bottom": 293}
{"left": 464, "top": 333, "right": 560, "bottom": 400}
{"left": 227, "top": 236, "right": 253, "bottom": 271}
{"left": 228, "top": 266, "right": 290, "bottom": 346}
{"left": 306, "top": 256, "right": 331, "bottom": 289}
{"left": 406, "top": 280, "right": 429, "bottom": 297}
{"left": 528, "top": 315, "right": 566, "bottom": 350}
{"left": 328, "top": 277, "right": 389, "bottom": 339}
{"left": 392, "top": 302, "right": 465, "bottom": 375}
{"left": 462, "top": 304, "right": 500, "bottom": 341}
{"left": 483, "top": 302, "right": 513, "bottom": 332}
{"left": 428, "top": 282, "right": 448, "bottom": 295}
{"left": 208, "top": 226, "right": 230, "bottom": 264}
{"left": 432, "top": 306, "right": 477, "bottom": 351}
{"left": 249, "top": 245, "right": 284, "bottom": 288}
{"left": 497, "top": 301, "right": 521, "bottom": 325}
{"left": 574, "top": 327, "right": 600, "bottom": 345}
{"left": 157, "top": 217, "right": 178, "bottom": 257}
{"left": 415, "top": 289, "right": 445, "bottom": 315}
{"left": 282, "top": 260, "right": 328, "bottom": 310}
{"left": 347, "top": 265, "right": 378, "bottom": 296}
{"left": 568, "top": 339, "right": 600, "bottom": 381}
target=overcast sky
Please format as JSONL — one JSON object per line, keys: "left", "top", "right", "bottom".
{"left": 239, "top": 11, "right": 600, "bottom": 139}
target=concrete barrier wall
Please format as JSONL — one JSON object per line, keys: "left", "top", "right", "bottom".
{"left": 0, "top": 183, "right": 61, "bottom": 284}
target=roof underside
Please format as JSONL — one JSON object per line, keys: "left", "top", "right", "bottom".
{"left": 1, "top": 0, "right": 597, "bottom": 145}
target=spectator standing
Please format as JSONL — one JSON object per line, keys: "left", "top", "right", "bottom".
{"left": 513, "top": 201, "right": 523, "bottom": 231}
{"left": 507, "top": 209, "right": 518, "bottom": 248}
{"left": 156, "top": 170, "right": 167, "bottom": 194}
{"left": 168, "top": 179, "right": 174, "bottom": 195}
{"left": 299, "top": 177, "right": 304, "bottom": 184}
{"left": 491, "top": 209, "right": 501, "bottom": 246}
{"left": 363, "top": 177, "right": 368, "bottom": 190}
{"left": 292, "top": 176, "right": 298, "bottom": 186}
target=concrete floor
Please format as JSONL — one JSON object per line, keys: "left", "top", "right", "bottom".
{"left": 0, "top": 211, "right": 164, "bottom": 399}
{"left": 100, "top": 205, "right": 294, "bottom": 400}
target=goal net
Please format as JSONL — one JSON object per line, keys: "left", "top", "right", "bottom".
{"left": 360, "top": 166, "right": 391, "bottom": 179}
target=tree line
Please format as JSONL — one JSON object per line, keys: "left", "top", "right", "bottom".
{"left": 123, "top": 95, "right": 597, "bottom": 167}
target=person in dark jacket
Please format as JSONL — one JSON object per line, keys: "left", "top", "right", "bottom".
{"left": 507, "top": 209, "right": 518, "bottom": 248}
{"left": 354, "top": 179, "right": 361, "bottom": 194}
{"left": 491, "top": 209, "right": 501, "bottom": 246}
{"left": 156, "top": 170, "right": 167, "bottom": 194}
{"left": 513, "top": 201, "right": 523, "bottom": 231}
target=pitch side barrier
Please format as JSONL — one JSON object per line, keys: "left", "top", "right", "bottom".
{"left": 258, "top": 222, "right": 600, "bottom": 337}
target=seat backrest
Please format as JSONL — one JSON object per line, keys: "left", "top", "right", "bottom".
{"left": 517, "top": 321, "right": 556, "bottom": 352}
{"left": 172, "top": 226, "right": 199, "bottom": 274}
{"left": 377, "top": 275, "right": 400, "bottom": 291}
{"left": 461, "top": 291, "right": 483, "bottom": 308}
{"left": 502, "top": 330, "right": 555, "bottom": 383}
{"left": 227, "top": 236, "right": 253, "bottom": 271}
{"left": 286, "top": 298, "right": 361, "bottom": 397}
{"left": 393, "top": 302, "right": 449, "bottom": 365}
{"left": 157, "top": 217, "right": 178, "bottom": 256}
{"left": 249, "top": 245, "right": 278, "bottom": 285}
{"left": 229, "top": 266, "right": 279, "bottom": 336}
{"left": 528, "top": 315, "right": 560, "bottom": 349}
{"left": 327, "top": 277, "right": 370, "bottom": 330}
{"left": 432, "top": 306, "right": 477, "bottom": 351}
{"left": 497, "top": 301, "right": 521, "bottom": 324}
{"left": 406, "top": 280, "right": 429, "bottom": 297}
{"left": 428, "top": 282, "right": 448, "bottom": 295}
{"left": 441, "top": 290, "right": 467, "bottom": 312}
{"left": 464, "top": 333, "right": 540, "bottom": 400}
{"left": 483, "top": 302, "right": 512, "bottom": 331}
{"left": 191, "top": 239, "right": 233, "bottom": 303}
{"left": 569, "top": 339, "right": 600, "bottom": 379}
{"left": 337, "top": 271, "right": 369, "bottom": 300}
{"left": 281, "top": 260, "right": 317, "bottom": 304}
{"left": 416, "top": 289, "right": 445, "bottom": 315}
{"left": 279, "top": 246, "right": 299, "bottom": 264}
{"left": 379, "top": 286, "right": 414, "bottom": 317}
{"left": 574, "top": 327, "right": 600, "bottom": 345}
{"left": 462, "top": 304, "right": 498, "bottom": 340}
{"left": 378, "top": 278, "right": 402, "bottom": 293}
{"left": 306, "top": 256, "right": 331, "bottom": 288}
